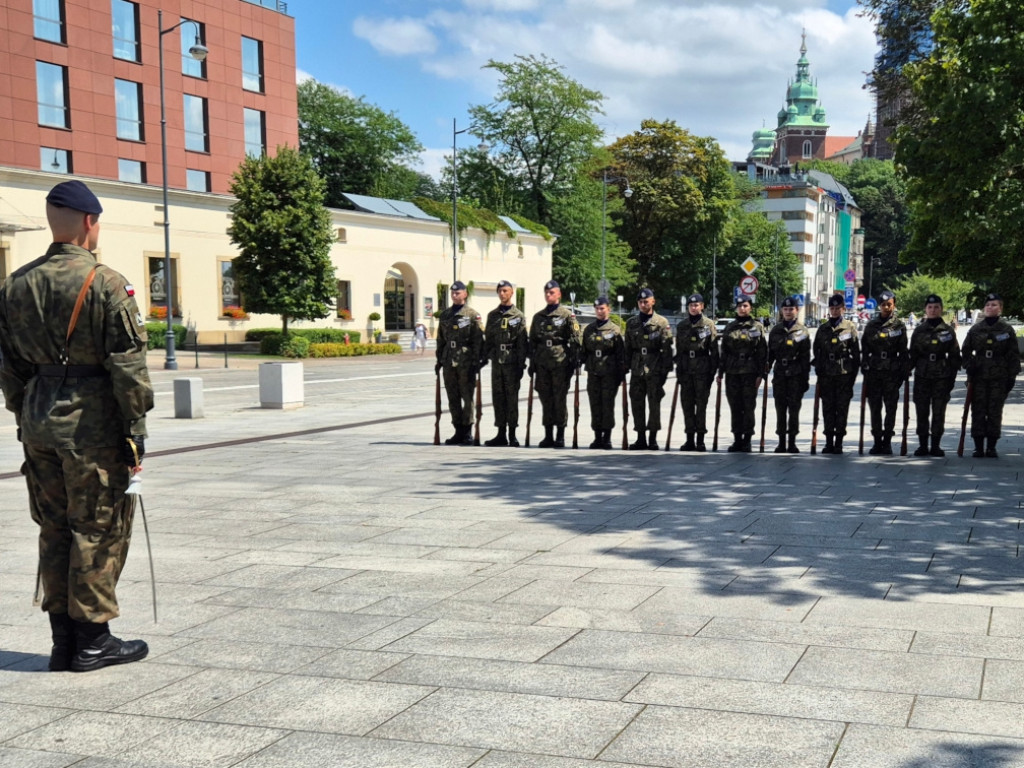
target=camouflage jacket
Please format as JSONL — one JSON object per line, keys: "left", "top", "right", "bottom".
{"left": 436, "top": 304, "right": 483, "bottom": 369}
{"left": 813, "top": 317, "right": 861, "bottom": 377}
{"left": 0, "top": 243, "right": 153, "bottom": 449}
{"left": 624, "top": 312, "right": 673, "bottom": 379}
{"left": 529, "top": 305, "right": 582, "bottom": 369}
{"left": 582, "top": 318, "right": 625, "bottom": 380}
{"left": 768, "top": 320, "right": 811, "bottom": 379}
{"left": 909, "top": 319, "right": 961, "bottom": 380}
{"left": 483, "top": 304, "right": 528, "bottom": 368}
{"left": 861, "top": 314, "right": 908, "bottom": 376}
{"left": 674, "top": 314, "right": 719, "bottom": 376}
{"left": 720, "top": 317, "right": 767, "bottom": 375}
{"left": 961, "top": 318, "right": 1020, "bottom": 382}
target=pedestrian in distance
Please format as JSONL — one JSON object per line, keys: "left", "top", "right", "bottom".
{"left": 767, "top": 296, "right": 811, "bottom": 453}
{"left": 482, "top": 280, "right": 528, "bottom": 447}
{"left": 812, "top": 294, "right": 861, "bottom": 454}
{"left": 528, "top": 280, "right": 582, "bottom": 448}
{"left": 719, "top": 295, "right": 767, "bottom": 453}
{"left": 581, "top": 296, "right": 625, "bottom": 449}
{"left": 0, "top": 180, "right": 154, "bottom": 672}
{"left": 961, "top": 292, "right": 1019, "bottom": 458}
{"left": 908, "top": 294, "right": 962, "bottom": 457}
{"left": 673, "top": 292, "right": 719, "bottom": 452}
{"left": 624, "top": 288, "right": 674, "bottom": 450}
{"left": 860, "top": 290, "right": 909, "bottom": 455}
{"left": 413, "top": 321, "right": 428, "bottom": 355}
{"left": 435, "top": 281, "right": 484, "bottom": 445}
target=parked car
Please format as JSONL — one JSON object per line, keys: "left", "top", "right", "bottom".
{"left": 714, "top": 318, "right": 731, "bottom": 334}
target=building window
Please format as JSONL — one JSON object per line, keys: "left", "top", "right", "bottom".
{"left": 111, "top": 0, "right": 140, "bottom": 61}
{"left": 114, "top": 79, "right": 144, "bottom": 141}
{"left": 220, "top": 259, "right": 245, "bottom": 317}
{"left": 186, "top": 169, "right": 210, "bottom": 192}
{"left": 244, "top": 108, "right": 265, "bottom": 157}
{"left": 181, "top": 20, "right": 206, "bottom": 78}
{"left": 147, "top": 254, "right": 180, "bottom": 317}
{"left": 41, "top": 147, "right": 70, "bottom": 173}
{"left": 802, "top": 140, "right": 812, "bottom": 159}
{"left": 336, "top": 227, "right": 347, "bottom": 243}
{"left": 34, "top": 0, "right": 65, "bottom": 43}
{"left": 36, "top": 61, "right": 69, "bottom": 128}
{"left": 183, "top": 94, "right": 208, "bottom": 152}
{"left": 336, "top": 280, "right": 351, "bottom": 319}
{"left": 118, "top": 159, "right": 145, "bottom": 183}
{"left": 241, "top": 36, "right": 264, "bottom": 92}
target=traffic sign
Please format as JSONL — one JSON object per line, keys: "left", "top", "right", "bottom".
{"left": 597, "top": 278, "right": 611, "bottom": 296}
{"left": 844, "top": 268, "right": 857, "bottom": 282}
{"left": 857, "top": 294, "right": 866, "bottom": 308}
{"left": 740, "top": 276, "right": 759, "bottom": 294}
{"left": 844, "top": 286, "right": 855, "bottom": 309}
{"left": 864, "top": 298, "right": 877, "bottom": 310}
{"left": 741, "top": 257, "right": 759, "bottom": 275}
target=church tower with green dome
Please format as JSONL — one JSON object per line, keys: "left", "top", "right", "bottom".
{"left": 751, "top": 31, "right": 832, "bottom": 165}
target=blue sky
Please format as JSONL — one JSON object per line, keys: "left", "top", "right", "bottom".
{"left": 291, "top": 0, "right": 876, "bottom": 179}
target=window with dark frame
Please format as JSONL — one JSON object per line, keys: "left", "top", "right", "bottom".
{"left": 243, "top": 108, "right": 265, "bottom": 157}
{"left": 181, "top": 19, "right": 207, "bottom": 78}
{"left": 241, "top": 36, "right": 264, "bottom": 92}
{"left": 34, "top": 0, "right": 65, "bottom": 43}
{"left": 115, "top": 78, "right": 144, "bottom": 141}
{"left": 36, "top": 61, "right": 69, "bottom": 128}
{"left": 184, "top": 94, "right": 209, "bottom": 152}
{"left": 111, "top": 0, "right": 140, "bottom": 61}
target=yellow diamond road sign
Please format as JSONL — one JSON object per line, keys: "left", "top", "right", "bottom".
{"left": 741, "top": 257, "right": 759, "bottom": 275}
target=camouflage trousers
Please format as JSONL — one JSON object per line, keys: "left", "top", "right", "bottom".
{"left": 22, "top": 443, "right": 134, "bottom": 623}
{"left": 865, "top": 373, "right": 903, "bottom": 439}
{"left": 678, "top": 373, "right": 714, "bottom": 435}
{"left": 970, "top": 377, "right": 1010, "bottom": 439}
{"left": 587, "top": 375, "right": 619, "bottom": 431}
{"left": 490, "top": 363, "right": 524, "bottom": 429}
{"left": 629, "top": 374, "right": 666, "bottom": 432}
{"left": 443, "top": 365, "right": 478, "bottom": 427}
{"left": 913, "top": 375, "right": 955, "bottom": 438}
{"left": 819, "top": 373, "right": 856, "bottom": 438}
{"left": 725, "top": 373, "right": 759, "bottom": 437}
{"left": 772, "top": 374, "right": 806, "bottom": 436}
{"left": 536, "top": 364, "right": 571, "bottom": 428}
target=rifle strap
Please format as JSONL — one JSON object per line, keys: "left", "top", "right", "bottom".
{"left": 63, "top": 265, "right": 99, "bottom": 360}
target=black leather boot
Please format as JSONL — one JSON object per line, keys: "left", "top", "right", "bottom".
{"left": 727, "top": 434, "right": 743, "bottom": 452}
{"left": 972, "top": 437, "right": 985, "bottom": 458}
{"left": 507, "top": 427, "right": 520, "bottom": 447}
{"left": 590, "top": 430, "right": 603, "bottom": 449}
{"left": 787, "top": 435, "right": 800, "bottom": 454}
{"left": 70, "top": 621, "right": 148, "bottom": 673}
{"left": 833, "top": 437, "right": 844, "bottom": 455}
{"left": 774, "top": 438, "right": 787, "bottom": 454}
{"left": 680, "top": 432, "right": 696, "bottom": 451}
{"left": 821, "top": 435, "right": 835, "bottom": 454}
{"left": 868, "top": 433, "right": 884, "bottom": 455}
{"left": 930, "top": 436, "right": 945, "bottom": 457}
{"left": 484, "top": 427, "right": 508, "bottom": 447}
{"left": 695, "top": 435, "right": 707, "bottom": 452}
{"left": 444, "top": 426, "right": 464, "bottom": 445}
{"left": 602, "top": 430, "right": 614, "bottom": 450}
{"left": 553, "top": 426, "right": 566, "bottom": 448}
{"left": 629, "top": 433, "right": 648, "bottom": 450}
{"left": 48, "top": 612, "right": 75, "bottom": 672}
{"left": 913, "top": 436, "right": 930, "bottom": 457}
{"left": 538, "top": 426, "right": 555, "bottom": 448}
{"left": 647, "top": 430, "right": 659, "bottom": 451}
{"left": 986, "top": 437, "right": 999, "bottom": 458}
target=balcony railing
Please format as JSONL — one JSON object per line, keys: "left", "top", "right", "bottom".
{"left": 242, "top": 0, "right": 288, "bottom": 14}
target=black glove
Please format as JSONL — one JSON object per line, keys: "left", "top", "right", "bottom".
{"left": 434, "top": 362, "right": 441, "bottom": 375}
{"left": 528, "top": 363, "right": 536, "bottom": 377}
{"left": 16, "top": 427, "right": 22, "bottom": 443}
{"left": 122, "top": 435, "right": 145, "bottom": 468}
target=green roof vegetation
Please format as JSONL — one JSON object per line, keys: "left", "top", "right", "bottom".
{"left": 412, "top": 197, "right": 551, "bottom": 242}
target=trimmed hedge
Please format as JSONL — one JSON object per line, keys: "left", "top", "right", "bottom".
{"left": 144, "top": 322, "right": 187, "bottom": 350}
{"left": 308, "top": 342, "right": 402, "bottom": 357}
{"left": 246, "top": 327, "right": 362, "bottom": 344}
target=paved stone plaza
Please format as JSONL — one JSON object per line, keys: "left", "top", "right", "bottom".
{"left": 2, "top": 346, "right": 1024, "bottom": 768}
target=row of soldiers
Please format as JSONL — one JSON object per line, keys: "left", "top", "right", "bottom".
{"left": 435, "top": 280, "right": 1020, "bottom": 459}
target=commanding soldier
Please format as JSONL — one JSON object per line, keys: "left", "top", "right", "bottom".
{"left": 767, "top": 296, "right": 811, "bottom": 453}
{"left": 528, "top": 280, "right": 582, "bottom": 448}
{"left": 673, "top": 292, "right": 718, "bottom": 451}
{"left": 961, "top": 293, "right": 1019, "bottom": 458}
{"left": 581, "top": 296, "right": 625, "bottom": 449}
{"left": 435, "top": 281, "right": 484, "bottom": 446}
{"left": 719, "top": 295, "right": 767, "bottom": 452}
{"left": 0, "top": 180, "right": 153, "bottom": 672}
{"left": 482, "top": 280, "right": 528, "bottom": 447}
{"left": 861, "top": 290, "right": 909, "bottom": 455}
{"left": 909, "top": 294, "right": 962, "bottom": 456}
{"left": 812, "top": 294, "right": 861, "bottom": 454}
{"left": 624, "top": 288, "right": 674, "bottom": 450}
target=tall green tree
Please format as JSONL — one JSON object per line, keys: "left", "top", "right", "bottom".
{"left": 297, "top": 79, "right": 423, "bottom": 207}
{"left": 720, "top": 212, "right": 802, "bottom": 316}
{"left": 890, "top": 272, "right": 973, "bottom": 319}
{"left": 896, "top": 0, "right": 1024, "bottom": 311}
{"left": 469, "top": 54, "right": 605, "bottom": 225}
{"left": 228, "top": 146, "right": 336, "bottom": 335}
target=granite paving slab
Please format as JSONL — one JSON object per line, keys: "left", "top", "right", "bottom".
{"left": 830, "top": 723, "right": 1024, "bottom": 768}
{"left": 910, "top": 696, "right": 1024, "bottom": 739}
{"left": 230, "top": 732, "right": 484, "bottom": 768}
{"left": 379, "top": 618, "right": 578, "bottom": 662}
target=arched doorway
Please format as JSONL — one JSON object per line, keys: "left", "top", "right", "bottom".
{"left": 383, "top": 264, "right": 417, "bottom": 331}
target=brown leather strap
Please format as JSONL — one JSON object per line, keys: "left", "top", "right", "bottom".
{"left": 66, "top": 265, "right": 98, "bottom": 352}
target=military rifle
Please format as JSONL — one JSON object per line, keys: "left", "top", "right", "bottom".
{"left": 664, "top": 378, "right": 679, "bottom": 451}
{"left": 900, "top": 379, "right": 910, "bottom": 456}
{"left": 712, "top": 375, "right": 722, "bottom": 451}
{"left": 572, "top": 367, "right": 581, "bottom": 449}
{"left": 810, "top": 380, "right": 821, "bottom": 455}
{"left": 433, "top": 371, "right": 442, "bottom": 445}
{"left": 525, "top": 373, "right": 534, "bottom": 447}
{"left": 858, "top": 378, "right": 867, "bottom": 455}
{"left": 957, "top": 379, "right": 974, "bottom": 457}
{"left": 621, "top": 379, "right": 629, "bottom": 450}
{"left": 758, "top": 373, "right": 768, "bottom": 452}
{"left": 474, "top": 372, "right": 483, "bottom": 446}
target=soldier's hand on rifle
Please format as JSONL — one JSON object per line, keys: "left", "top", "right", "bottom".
{"left": 122, "top": 435, "right": 145, "bottom": 470}
{"left": 434, "top": 362, "right": 442, "bottom": 375}
{"left": 528, "top": 362, "right": 537, "bottom": 377}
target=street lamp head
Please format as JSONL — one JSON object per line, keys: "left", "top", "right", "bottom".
{"left": 188, "top": 39, "right": 209, "bottom": 61}
{"left": 623, "top": 186, "right": 633, "bottom": 199}
{"left": 477, "top": 141, "right": 489, "bottom": 153}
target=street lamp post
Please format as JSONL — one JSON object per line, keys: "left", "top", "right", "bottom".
{"left": 868, "top": 257, "right": 881, "bottom": 301}
{"left": 600, "top": 169, "right": 632, "bottom": 297}
{"left": 450, "top": 119, "right": 488, "bottom": 285}
{"left": 158, "top": 10, "right": 207, "bottom": 370}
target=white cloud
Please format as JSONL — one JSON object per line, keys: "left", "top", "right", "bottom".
{"left": 352, "top": 16, "right": 439, "bottom": 56}
{"left": 462, "top": 0, "right": 542, "bottom": 10}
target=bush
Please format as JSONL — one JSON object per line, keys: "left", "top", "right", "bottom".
{"left": 144, "top": 322, "right": 187, "bottom": 350}
{"left": 308, "top": 342, "right": 402, "bottom": 357}
{"left": 280, "top": 335, "right": 310, "bottom": 358}
{"left": 246, "top": 328, "right": 361, "bottom": 344}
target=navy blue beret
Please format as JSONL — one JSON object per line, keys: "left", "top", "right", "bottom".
{"left": 46, "top": 180, "right": 102, "bottom": 215}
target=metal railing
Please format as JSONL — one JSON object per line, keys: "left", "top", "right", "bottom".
{"left": 241, "top": 0, "right": 288, "bottom": 14}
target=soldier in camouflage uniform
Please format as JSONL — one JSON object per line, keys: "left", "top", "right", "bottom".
{"left": 581, "top": 296, "right": 625, "bottom": 449}
{"left": 909, "top": 294, "right": 962, "bottom": 457}
{"left": 673, "top": 293, "right": 718, "bottom": 452}
{"left": 624, "top": 288, "right": 674, "bottom": 450}
{"left": 961, "top": 293, "right": 1019, "bottom": 458}
{"left": 767, "top": 296, "right": 811, "bottom": 453}
{"left": 719, "top": 295, "right": 768, "bottom": 452}
{"left": 860, "top": 290, "right": 908, "bottom": 455}
{"left": 482, "top": 280, "right": 528, "bottom": 447}
{"left": 0, "top": 181, "right": 153, "bottom": 672}
{"left": 812, "top": 294, "right": 861, "bottom": 454}
{"left": 528, "top": 280, "right": 582, "bottom": 448}
{"left": 435, "top": 281, "right": 484, "bottom": 446}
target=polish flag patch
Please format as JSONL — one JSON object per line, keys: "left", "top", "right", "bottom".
{"left": 125, "top": 284, "right": 135, "bottom": 296}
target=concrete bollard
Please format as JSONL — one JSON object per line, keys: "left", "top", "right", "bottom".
{"left": 173, "top": 377, "right": 204, "bottom": 419}
{"left": 259, "top": 362, "right": 304, "bottom": 409}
